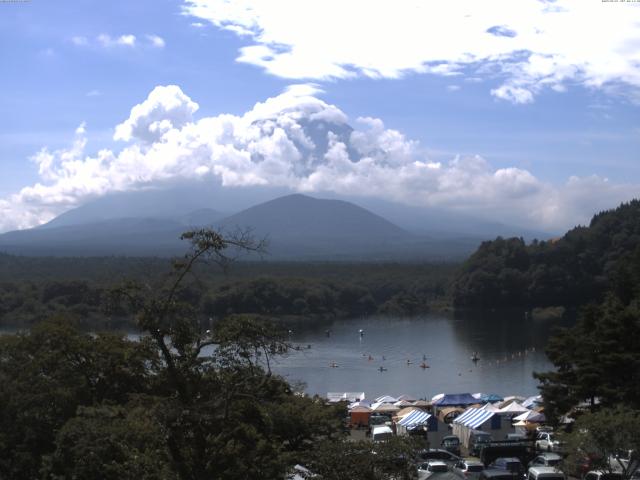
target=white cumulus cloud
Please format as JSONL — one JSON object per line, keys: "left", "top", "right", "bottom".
{"left": 0, "top": 85, "right": 637, "bottom": 233}
{"left": 183, "top": 0, "right": 640, "bottom": 103}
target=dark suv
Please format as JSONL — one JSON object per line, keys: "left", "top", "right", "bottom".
{"left": 441, "top": 435, "right": 461, "bottom": 456}
{"left": 488, "top": 457, "right": 525, "bottom": 479}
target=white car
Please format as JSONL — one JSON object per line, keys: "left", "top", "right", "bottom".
{"left": 529, "top": 453, "right": 563, "bottom": 469}
{"left": 418, "top": 460, "right": 450, "bottom": 479}
{"left": 536, "top": 432, "right": 563, "bottom": 452}
{"left": 454, "top": 459, "right": 485, "bottom": 480}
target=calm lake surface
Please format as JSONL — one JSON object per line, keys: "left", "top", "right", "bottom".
{"left": 269, "top": 311, "right": 573, "bottom": 400}
{"left": 0, "top": 311, "right": 571, "bottom": 401}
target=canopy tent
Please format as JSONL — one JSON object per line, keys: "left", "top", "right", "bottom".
{"left": 473, "top": 393, "right": 505, "bottom": 403}
{"left": 437, "top": 407, "right": 465, "bottom": 423}
{"left": 514, "top": 410, "right": 546, "bottom": 423}
{"left": 432, "top": 393, "right": 478, "bottom": 407}
{"left": 482, "top": 403, "right": 502, "bottom": 412}
{"left": 397, "top": 394, "right": 417, "bottom": 402}
{"left": 499, "top": 402, "right": 530, "bottom": 414}
{"left": 453, "top": 408, "right": 496, "bottom": 429}
{"left": 396, "top": 406, "right": 421, "bottom": 418}
{"left": 349, "top": 406, "right": 372, "bottom": 426}
{"left": 397, "top": 409, "right": 432, "bottom": 428}
{"left": 522, "top": 395, "right": 542, "bottom": 408}
{"left": 394, "top": 400, "right": 415, "bottom": 407}
{"left": 431, "top": 393, "right": 445, "bottom": 402}
{"left": 327, "top": 392, "right": 365, "bottom": 403}
{"left": 499, "top": 396, "right": 526, "bottom": 408}
{"left": 371, "top": 402, "right": 400, "bottom": 413}
{"left": 375, "top": 395, "right": 399, "bottom": 403}
{"left": 348, "top": 401, "right": 371, "bottom": 409}
{"left": 412, "top": 400, "right": 431, "bottom": 408}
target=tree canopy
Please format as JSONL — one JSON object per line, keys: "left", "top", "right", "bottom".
{"left": 452, "top": 200, "right": 640, "bottom": 309}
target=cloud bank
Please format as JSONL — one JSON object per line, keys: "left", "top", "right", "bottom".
{"left": 184, "top": 0, "right": 640, "bottom": 103}
{"left": 0, "top": 85, "right": 637, "bottom": 233}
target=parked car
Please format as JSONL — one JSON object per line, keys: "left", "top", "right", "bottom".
{"left": 418, "top": 460, "right": 450, "bottom": 479}
{"left": 418, "top": 448, "right": 461, "bottom": 465}
{"left": 470, "top": 431, "right": 494, "bottom": 457}
{"left": 479, "top": 469, "right": 522, "bottom": 480}
{"left": 536, "top": 432, "right": 564, "bottom": 452}
{"left": 528, "top": 453, "right": 563, "bottom": 469}
{"left": 489, "top": 457, "right": 526, "bottom": 479}
{"left": 583, "top": 471, "right": 624, "bottom": 480}
{"left": 442, "top": 435, "right": 462, "bottom": 456}
{"left": 454, "top": 459, "right": 485, "bottom": 480}
{"left": 372, "top": 425, "right": 393, "bottom": 442}
{"left": 526, "top": 466, "right": 565, "bottom": 480}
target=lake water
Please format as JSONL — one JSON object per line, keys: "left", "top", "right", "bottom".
{"left": 0, "top": 311, "right": 571, "bottom": 402}
{"left": 269, "top": 311, "right": 572, "bottom": 401}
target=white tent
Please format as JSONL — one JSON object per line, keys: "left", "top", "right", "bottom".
{"left": 327, "top": 392, "right": 365, "bottom": 403}
{"left": 375, "top": 395, "right": 399, "bottom": 403}
{"left": 499, "top": 402, "right": 530, "bottom": 414}
{"left": 371, "top": 402, "right": 400, "bottom": 413}
{"left": 482, "top": 403, "right": 502, "bottom": 412}
{"left": 514, "top": 410, "right": 546, "bottom": 423}
{"left": 397, "top": 394, "right": 417, "bottom": 402}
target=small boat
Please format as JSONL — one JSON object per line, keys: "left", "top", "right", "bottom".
{"left": 419, "top": 362, "right": 429, "bottom": 369}
{"left": 378, "top": 366, "right": 387, "bottom": 372}
{"left": 329, "top": 362, "right": 339, "bottom": 368}
{"left": 406, "top": 359, "right": 412, "bottom": 365}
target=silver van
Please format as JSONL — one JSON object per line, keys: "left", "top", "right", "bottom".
{"left": 527, "top": 466, "right": 566, "bottom": 480}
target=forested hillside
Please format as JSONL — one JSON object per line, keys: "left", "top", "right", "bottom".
{"left": 451, "top": 199, "right": 640, "bottom": 308}
{"left": 0, "top": 258, "right": 454, "bottom": 329}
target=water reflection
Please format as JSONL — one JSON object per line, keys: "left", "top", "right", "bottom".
{"left": 271, "top": 312, "right": 574, "bottom": 400}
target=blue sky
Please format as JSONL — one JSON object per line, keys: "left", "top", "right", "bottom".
{"left": 1, "top": 0, "right": 639, "bottom": 232}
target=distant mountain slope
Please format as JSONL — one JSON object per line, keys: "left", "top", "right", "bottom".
{"left": 0, "top": 218, "right": 187, "bottom": 256}
{"left": 38, "top": 186, "right": 227, "bottom": 229}
{"left": 217, "top": 194, "right": 408, "bottom": 239}
{"left": 451, "top": 199, "right": 640, "bottom": 308}
{"left": 0, "top": 193, "right": 481, "bottom": 260}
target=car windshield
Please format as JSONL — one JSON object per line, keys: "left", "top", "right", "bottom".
{"left": 444, "top": 439, "right": 460, "bottom": 445}
{"left": 468, "top": 465, "right": 484, "bottom": 472}
{"left": 477, "top": 436, "right": 491, "bottom": 443}
{"left": 430, "top": 464, "right": 449, "bottom": 472}
{"left": 547, "top": 459, "right": 561, "bottom": 466}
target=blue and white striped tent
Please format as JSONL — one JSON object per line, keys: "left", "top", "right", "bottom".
{"left": 452, "top": 407, "right": 515, "bottom": 448}
{"left": 397, "top": 409, "right": 432, "bottom": 428}
{"left": 453, "top": 407, "right": 495, "bottom": 429}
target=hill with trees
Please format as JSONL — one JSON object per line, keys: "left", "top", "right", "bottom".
{"left": 451, "top": 199, "right": 640, "bottom": 309}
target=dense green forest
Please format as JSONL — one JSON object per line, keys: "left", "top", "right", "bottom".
{"left": 451, "top": 200, "right": 640, "bottom": 308}
{"left": 0, "top": 255, "right": 454, "bottom": 329}
{"left": 0, "top": 231, "right": 424, "bottom": 479}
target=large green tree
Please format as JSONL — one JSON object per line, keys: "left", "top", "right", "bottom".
{"left": 562, "top": 407, "right": 640, "bottom": 480}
